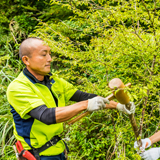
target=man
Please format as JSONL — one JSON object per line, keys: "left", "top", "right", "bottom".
{"left": 134, "top": 131, "right": 160, "bottom": 160}
{"left": 7, "top": 37, "right": 135, "bottom": 160}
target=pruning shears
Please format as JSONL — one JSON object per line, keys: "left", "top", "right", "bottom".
{"left": 15, "top": 141, "right": 36, "bottom": 160}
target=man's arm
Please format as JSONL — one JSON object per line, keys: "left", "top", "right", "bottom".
{"left": 149, "top": 130, "right": 160, "bottom": 144}
{"left": 29, "top": 96, "right": 111, "bottom": 124}
{"left": 134, "top": 130, "right": 160, "bottom": 150}
{"left": 133, "top": 131, "right": 160, "bottom": 160}
{"left": 28, "top": 100, "right": 88, "bottom": 124}
{"left": 28, "top": 90, "right": 95, "bottom": 124}
{"left": 105, "top": 100, "right": 118, "bottom": 109}
{"left": 56, "top": 100, "right": 119, "bottom": 123}
{"left": 55, "top": 100, "right": 88, "bottom": 123}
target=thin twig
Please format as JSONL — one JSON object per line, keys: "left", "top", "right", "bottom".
{"left": 139, "top": 89, "right": 149, "bottom": 136}
{"left": 151, "top": 55, "right": 156, "bottom": 74}
{"left": 107, "top": 132, "right": 122, "bottom": 160}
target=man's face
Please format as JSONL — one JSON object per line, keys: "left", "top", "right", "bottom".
{"left": 25, "top": 40, "right": 52, "bottom": 79}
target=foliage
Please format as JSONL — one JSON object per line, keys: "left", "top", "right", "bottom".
{"left": 1, "top": 0, "right": 160, "bottom": 159}
{"left": 0, "top": 42, "right": 23, "bottom": 159}
{"left": 30, "top": 0, "right": 160, "bottom": 159}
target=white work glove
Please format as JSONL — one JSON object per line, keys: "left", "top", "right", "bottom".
{"left": 87, "top": 97, "right": 110, "bottom": 112}
{"left": 140, "top": 147, "right": 160, "bottom": 160}
{"left": 116, "top": 102, "right": 135, "bottom": 115}
{"left": 134, "top": 138, "right": 152, "bottom": 151}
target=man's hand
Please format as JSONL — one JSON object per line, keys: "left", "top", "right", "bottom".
{"left": 87, "top": 97, "right": 109, "bottom": 112}
{"left": 134, "top": 138, "right": 152, "bottom": 151}
{"left": 140, "top": 148, "right": 160, "bottom": 160}
{"left": 116, "top": 102, "right": 135, "bottom": 114}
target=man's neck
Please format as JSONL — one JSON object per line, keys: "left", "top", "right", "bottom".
{"left": 26, "top": 67, "right": 44, "bottom": 81}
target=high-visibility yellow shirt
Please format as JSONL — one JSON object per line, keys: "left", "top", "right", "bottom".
{"left": 7, "top": 71, "right": 77, "bottom": 156}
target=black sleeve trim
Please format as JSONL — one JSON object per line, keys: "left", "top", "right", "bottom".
{"left": 70, "top": 90, "right": 97, "bottom": 102}
{"left": 28, "top": 105, "right": 56, "bottom": 125}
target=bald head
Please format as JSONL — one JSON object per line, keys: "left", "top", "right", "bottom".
{"left": 19, "top": 37, "right": 43, "bottom": 60}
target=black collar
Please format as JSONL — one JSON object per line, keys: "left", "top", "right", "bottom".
{"left": 23, "top": 68, "right": 53, "bottom": 86}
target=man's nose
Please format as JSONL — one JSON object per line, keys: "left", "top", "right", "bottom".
{"left": 47, "top": 54, "right": 52, "bottom": 62}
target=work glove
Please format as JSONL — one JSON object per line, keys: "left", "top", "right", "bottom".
{"left": 134, "top": 138, "right": 152, "bottom": 151}
{"left": 116, "top": 102, "right": 135, "bottom": 114}
{"left": 87, "top": 97, "right": 110, "bottom": 112}
{"left": 140, "top": 147, "right": 160, "bottom": 160}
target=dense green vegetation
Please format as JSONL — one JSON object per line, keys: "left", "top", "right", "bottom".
{"left": 0, "top": 0, "right": 160, "bottom": 159}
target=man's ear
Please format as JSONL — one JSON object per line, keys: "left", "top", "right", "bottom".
{"left": 22, "top": 56, "right": 30, "bottom": 65}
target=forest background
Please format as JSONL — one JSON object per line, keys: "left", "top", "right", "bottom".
{"left": 0, "top": 0, "right": 160, "bottom": 159}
